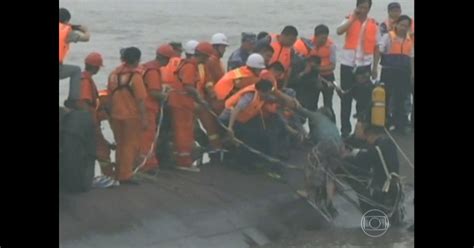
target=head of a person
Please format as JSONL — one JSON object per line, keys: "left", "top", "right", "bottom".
{"left": 279, "top": 25, "right": 298, "bottom": 47}
{"left": 122, "top": 47, "right": 141, "bottom": 67}
{"left": 84, "top": 52, "right": 103, "bottom": 74}
{"left": 268, "top": 62, "right": 285, "bottom": 82}
{"left": 314, "top": 24, "right": 330, "bottom": 46}
{"left": 241, "top": 32, "right": 257, "bottom": 53}
{"left": 387, "top": 2, "right": 402, "bottom": 20}
{"left": 354, "top": 66, "right": 371, "bottom": 84}
{"left": 257, "top": 31, "right": 269, "bottom": 41}
{"left": 255, "top": 79, "right": 274, "bottom": 100}
{"left": 255, "top": 44, "right": 274, "bottom": 66}
{"left": 169, "top": 42, "right": 183, "bottom": 57}
{"left": 307, "top": 54, "right": 321, "bottom": 71}
{"left": 195, "top": 42, "right": 214, "bottom": 63}
{"left": 183, "top": 40, "right": 199, "bottom": 58}
{"left": 246, "top": 53, "right": 266, "bottom": 75}
{"left": 395, "top": 15, "right": 412, "bottom": 36}
{"left": 356, "top": 0, "right": 372, "bottom": 17}
{"left": 156, "top": 44, "right": 178, "bottom": 66}
{"left": 59, "top": 8, "right": 71, "bottom": 24}
{"left": 211, "top": 33, "right": 229, "bottom": 58}
{"left": 355, "top": 119, "right": 384, "bottom": 143}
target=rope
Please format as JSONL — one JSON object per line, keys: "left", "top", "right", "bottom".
{"left": 384, "top": 128, "right": 414, "bottom": 169}
{"left": 133, "top": 88, "right": 169, "bottom": 174}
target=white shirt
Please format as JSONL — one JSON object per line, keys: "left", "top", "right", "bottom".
{"left": 338, "top": 18, "right": 381, "bottom": 67}
{"left": 379, "top": 33, "right": 414, "bottom": 58}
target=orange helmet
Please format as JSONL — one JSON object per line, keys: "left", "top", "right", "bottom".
{"left": 85, "top": 52, "right": 104, "bottom": 67}
{"left": 156, "top": 44, "right": 178, "bottom": 58}
{"left": 195, "top": 42, "right": 214, "bottom": 57}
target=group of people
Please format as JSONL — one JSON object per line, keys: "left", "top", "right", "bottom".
{"left": 59, "top": 0, "right": 414, "bottom": 191}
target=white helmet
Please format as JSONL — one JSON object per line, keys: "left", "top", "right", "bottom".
{"left": 183, "top": 40, "right": 199, "bottom": 55}
{"left": 246, "top": 53, "right": 266, "bottom": 69}
{"left": 211, "top": 33, "right": 229, "bottom": 46}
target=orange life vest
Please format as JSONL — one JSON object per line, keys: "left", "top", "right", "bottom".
{"left": 311, "top": 37, "right": 335, "bottom": 75}
{"left": 388, "top": 31, "right": 413, "bottom": 56}
{"left": 141, "top": 60, "right": 163, "bottom": 111}
{"left": 59, "top": 22, "right": 72, "bottom": 63}
{"left": 293, "top": 38, "right": 313, "bottom": 58}
{"left": 225, "top": 85, "right": 265, "bottom": 123}
{"left": 343, "top": 15, "right": 378, "bottom": 54}
{"left": 214, "top": 66, "right": 259, "bottom": 100}
{"left": 81, "top": 71, "right": 99, "bottom": 108}
{"left": 160, "top": 57, "right": 181, "bottom": 87}
{"left": 269, "top": 34, "right": 293, "bottom": 73}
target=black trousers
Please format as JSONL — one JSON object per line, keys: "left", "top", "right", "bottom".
{"left": 340, "top": 64, "right": 373, "bottom": 135}
{"left": 381, "top": 67, "right": 412, "bottom": 129}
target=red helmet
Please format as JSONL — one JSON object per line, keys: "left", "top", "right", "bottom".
{"left": 195, "top": 42, "right": 214, "bottom": 57}
{"left": 156, "top": 44, "right": 178, "bottom": 58}
{"left": 84, "top": 52, "right": 104, "bottom": 67}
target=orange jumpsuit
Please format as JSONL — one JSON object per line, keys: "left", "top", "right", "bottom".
{"left": 78, "top": 71, "right": 113, "bottom": 177}
{"left": 168, "top": 58, "right": 198, "bottom": 167}
{"left": 107, "top": 65, "right": 147, "bottom": 181}
{"left": 196, "top": 63, "right": 222, "bottom": 154}
{"left": 139, "top": 60, "right": 163, "bottom": 172}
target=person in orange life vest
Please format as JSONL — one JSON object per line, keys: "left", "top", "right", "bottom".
{"left": 336, "top": 0, "right": 381, "bottom": 138}
{"left": 311, "top": 24, "right": 337, "bottom": 118}
{"left": 380, "top": 2, "right": 402, "bottom": 36}
{"left": 379, "top": 15, "right": 414, "bottom": 135}
{"left": 137, "top": 44, "right": 177, "bottom": 173}
{"left": 269, "top": 25, "right": 299, "bottom": 88}
{"left": 74, "top": 52, "right": 113, "bottom": 177}
{"left": 206, "top": 33, "right": 229, "bottom": 84}
{"left": 168, "top": 42, "right": 214, "bottom": 172}
{"left": 218, "top": 79, "right": 276, "bottom": 168}
{"left": 59, "top": 8, "right": 91, "bottom": 108}
{"left": 214, "top": 53, "right": 266, "bottom": 102}
{"left": 219, "top": 79, "right": 299, "bottom": 168}
{"left": 154, "top": 42, "right": 196, "bottom": 167}
{"left": 194, "top": 45, "right": 226, "bottom": 165}
{"left": 107, "top": 47, "right": 148, "bottom": 185}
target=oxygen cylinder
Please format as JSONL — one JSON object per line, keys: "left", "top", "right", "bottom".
{"left": 371, "top": 83, "right": 386, "bottom": 127}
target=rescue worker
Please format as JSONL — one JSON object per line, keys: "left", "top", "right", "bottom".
{"left": 59, "top": 8, "right": 91, "bottom": 108}
{"left": 138, "top": 44, "right": 177, "bottom": 173}
{"left": 227, "top": 32, "right": 257, "bottom": 70}
{"left": 343, "top": 116, "right": 404, "bottom": 225}
{"left": 207, "top": 33, "right": 229, "bottom": 82}
{"left": 75, "top": 52, "right": 113, "bottom": 177}
{"left": 107, "top": 47, "right": 148, "bottom": 185}
{"left": 269, "top": 25, "right": 299, "bottom": 87}
{"left": 168, "top": 42, "right": 215, "bottom": 172}
{"left": 214, "top": 53, "right": 266, "bottom": 101}
{"left": 311, "top": 25, "right": 337, "bottom": 119}
{"left": 380, "top": 2, "right": 414, "bottom": 40}
{"left": 293, "top": 35, "right": 313, "bottom": 58}
{"left": 379, "top": 15, "right": 414, "bottom": 135}
{"left": 336, "top": 0, "right": 381, "bottom": 138}
{"left": 380, "top": 2, "right": 402, "bottom": 36}
{"left": 195, "top": 44, "right": 225, "bottom": 165}
{"left": 219, "top": 79, "right": 299, "bottom": 171}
